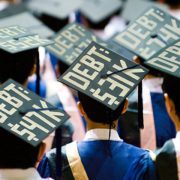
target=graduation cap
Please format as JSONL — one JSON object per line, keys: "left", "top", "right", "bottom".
{"left": 145, "top": 39, "right": 180, "bottom": 78}
{"left": 47, "top": 22, "right": 107, "bottom": 67}
{"left": 0, "top": 12, "right": 54, "bottom": 38}
{"left": 26, "top": 0, "right": 83, "bottom": 32}
{"left": 0, "top": 25, "right": 53, "bottom": 53}
{"left": 121, "top": 0, "right": 168, "bottom": 23}
{"left": 0, "top": 25, "right": 53, "bottom": 94}
{"left": 58, "top": 42, "right": 149, "bottom": 128}
{"left": 79, "top": 0, "right": 123, "bottom": 29}
{"left": 0, "top": 5, "right": 54, "bottom": 38}
{"left": 113, "top": 6, "right": 179, "bottom": 61}
{"left": 0, "top": 79, "right": 69, "bottom": 147}
{"left": 0, "top": 3, "right": 27, "bottom": 18}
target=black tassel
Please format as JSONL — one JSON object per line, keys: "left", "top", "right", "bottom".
{"left": 138, "top": 81, "right": 144, "bottom": 129}
{"left": 36, "top": 50, "right": 40, "bottom": 95}
{"left": 55, "top": 127, "right": 62, "bottom": 179}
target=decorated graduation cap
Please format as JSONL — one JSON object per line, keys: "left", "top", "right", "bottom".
{"left": 121, "top": 0, "right": 168, "bottom": 23}
{"left": 0, "top": 25, "right": 53, "bottom": 53}
{"left": 0, "top": 79, "right": 69, "bottom": 147}
{"left": 59, "top": 42, "right": 149, "bottom": 127}
{"left": 0, "top": 11, "right": 54, "bottom": 38}
{"left": 79, "top": 0, "right": 122, "bottom": 29}
{"left": 26, "top": 0, "right": 83, "bottom": 32}
{"left": 145, "top": 39, "right": 180, "bottom": 78}
{"left": 47, "top": 22, "right": 107, "bottom": 66}
{"left": 113, "top": 6, "right": 179, "bottom": 61}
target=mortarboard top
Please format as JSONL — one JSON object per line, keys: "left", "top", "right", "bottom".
{"left": 0, "top": 3, "right": 27, "bottom": 18}
{"left": 0, "top": 12, "right": 54, "bottom": 38}
{"left": 58, "top": 42, "right": 148, "bottom": 111}
{"left": 47, "top": 23, "right": 107, "bottom": 66}
{"left": 79, "top": 0, "right": 123, "bottom": 24}
{"left": 26, "top": 0, "right": 83, "bottom": 20}
{"left": 121, "top": 0, "right": 168, "bottom": 23}
{"left": 113, "top": 6, "right": 180, "bottom": 61}
{"left": 0, "top": 25, "right": 53, "bottom": 54}
{"left": 0, "top": 79, "right": 69, "bottom": 147}
{"left": 145, "top": 39, "right": 180, "bottom": 78}
{"left": 107, "top": 34, "right": 136, "bottom": 60}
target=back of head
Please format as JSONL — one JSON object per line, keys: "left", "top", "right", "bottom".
{"left": 164, "top": 0, "right": 180, "bottom": 7}
{"left": 78, "top": 91, "right": 125, "bottom": 124}
{"left": 0, "top": 49, "right": 38, "bottom": 84}
{"left": 162, "top": 76, "right": 180, "bottom": 118}
{"left": 0, "top": 127, "right": 41, "bottom": 169}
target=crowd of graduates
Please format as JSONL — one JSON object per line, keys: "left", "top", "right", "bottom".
{"left": 0, "top": 0, "right": 180, "bottom": 179}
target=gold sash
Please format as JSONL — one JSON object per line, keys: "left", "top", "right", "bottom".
{"left": 66, "top": 142, "right": 89, "bottom": 180}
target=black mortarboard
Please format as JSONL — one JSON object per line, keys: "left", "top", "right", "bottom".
{"left": 0, "top": 79, "right": 69, "bottom": 147}
{"left": 58, "top": 42, "right": 148, "bottom": 129}
{"left": 145, "top": 39, "right": 180, "bottom": 78}
{"left": 47, "top": 22, "right": 107, "bottom": 66}
{"left": 113, "top": 6, "right": 179, "bottom": 61}
{"left": 26, "top": 0, "right": 83, "bottom": 32}
{"left": 0, "top": 3, "right": 27, "bottom": 18}
{"left": 0, "top": 12, "right": 54, "bottom": 38}
{"left": 79, "top": 0, "right": 123, "bottom": 29}
{"left": 0, "top": 25, "right": 53, "bottom": 53}
{"left": 121, "top": 0, "right": 168, "bottom": 23}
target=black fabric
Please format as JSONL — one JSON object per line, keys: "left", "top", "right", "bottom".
{"left": 47, "top": 147, "right": 74, "bottom": 180}
{"left": 155, "top": 140, "right": 178, "bottom": 180}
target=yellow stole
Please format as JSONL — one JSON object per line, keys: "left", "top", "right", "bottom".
{"left": 66, "top": 142, "right": 89, "bottom": 180}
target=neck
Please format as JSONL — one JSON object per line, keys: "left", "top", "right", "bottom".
{"left": 86, "top": 117, "right": 118, "bottom": 131}
{"left": 171, "top": 115, "right": 180, "bottom": 132}
{"left": 175, "top": 123, "right": 180, "bottom": 132}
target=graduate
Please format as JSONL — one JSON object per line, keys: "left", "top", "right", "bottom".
{"left": 45, "top": 22, "right": 107, "bottom": 140}
{"left": 145, "top": 39, "right": 180, "bottom": 180}
{"left": 0, "top": 79, "right": 69, "bottom": 179}
{"left": 26, "top": 0, "right": 83, "bottom": 32}
{"left": 112, "top": 5, "right": 179, "bottom": 149}
{"left": 78, "top": 0, "right": 124, "bottom": 40}
{"left": 0, "top": 25, "right": 52, "bottom": 86}
{"left": 38, "top": 42, "right": 157, "bottom": 179}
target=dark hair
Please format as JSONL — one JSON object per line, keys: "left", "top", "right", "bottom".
{"left": 0, "top": 128, "right": 41, "bottom": 169}
{"left": 78, "top": 92, "right": 126, "bottom": 124}
{"left": 80, "top": 8, "right": 120, "bottom": 30}
{"left": 0, "top": 49, "right": 38, "bottom": 84}
{"left": 162, "top": 75, "right": 180, "bottom": 118}
{"left": 164, "top": 0, "right": 180, "bottom": 7}
{"left": 57, "top": 60, "right": 69, "bottom": 75}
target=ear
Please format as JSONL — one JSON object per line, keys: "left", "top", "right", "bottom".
{"left": 30, "top": 64, "right": 36, "bottom": 76}
{"left": 164, "top": 93, "right": 174, "bottom": 114}
{"left": 133, "top": 56, "right": 141, "bottom": 64}
{"left": 37, "top": 142, "right": 46, "bottom": 163}
{"left": 77, "top": 101, "right": 86, "bottom": 116}
{"left": 121, "top": 98, "right": 129, "bottom": 114}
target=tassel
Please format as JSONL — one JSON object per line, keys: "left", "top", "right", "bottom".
{"left": 138, "top": 81, "right": 144, "bottom": 129}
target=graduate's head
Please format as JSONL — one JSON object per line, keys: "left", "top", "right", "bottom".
{"left": 0, "top": 79, "right": 69, "bottom": 169}
{"left": 78, "top": 91, "right": 128, "bottom": 125}
{"left": 58, "top": 42, "right": 148, "bottom": 129}
{"left": 0, "top": 127, "right": 45, "bottom": 169}
{"left": 162, "top": 76, "right": 180, "bottom": 129}
{"left": 0, "top": 25, "right": 53, "bottom": 85}
{"left": 79, "top": 0, "right": 122, "bottom": 30}
{"left": 0, "top": 49, "right": 37, "bottom": 85}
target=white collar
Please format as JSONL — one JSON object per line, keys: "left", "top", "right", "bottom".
{"left": 84, "top": 129, "right": 123, "bottom": 141}
{"left": 176, "top": 131, "right": 180, "bottom": 139}
{"left": 0, "top": 168, "right": 46, "bottom": 180}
